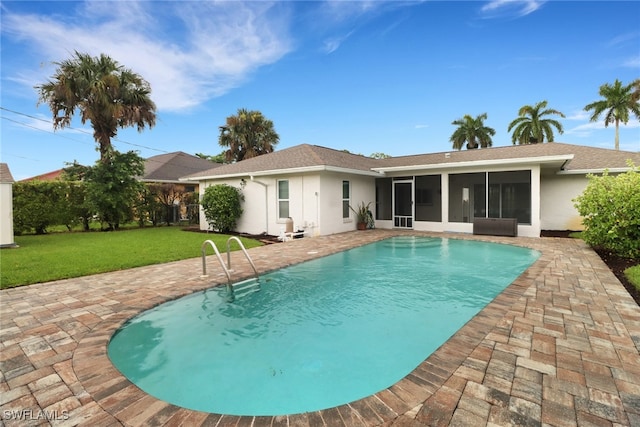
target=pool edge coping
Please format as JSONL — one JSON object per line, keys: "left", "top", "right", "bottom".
{"left": 71, "top": 231, "right": 560, "bottom": 426}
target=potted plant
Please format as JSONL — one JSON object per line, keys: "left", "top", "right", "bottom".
{"left": 350, "top": 201, "right": 373, "bottom": 230}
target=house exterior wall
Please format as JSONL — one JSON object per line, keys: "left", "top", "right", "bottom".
{"left": 196, "top": 164, "right": 603, "bottom": 240}
{"left": 318, "top": 172, "right": 376, "bottom": 236}
{"left": 540, "top": 173, "right": 588, "bottom": 231}
{"left": 198, "top": 172, "right": 375, "bottom": 237}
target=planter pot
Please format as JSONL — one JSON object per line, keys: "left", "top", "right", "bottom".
{"left": 357, "top": 222, "right": 367, "bottom": 230}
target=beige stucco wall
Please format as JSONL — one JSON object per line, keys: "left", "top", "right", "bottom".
{"left": 197, "top": 166, "right": 592, "bottom": 239}
{"left": 199, "top": 172, "right": 375, "bottom": 237}
{"left": 540, "top": 172, "right": 587, "bottom": 231}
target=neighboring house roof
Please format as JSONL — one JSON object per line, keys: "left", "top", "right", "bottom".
{"left": 184, "top": 142, "right": 639, "bottom": 181}
{"left": 1, "top": 163, "right": 15, "bottom": 183}
{"left": 21, "top": 169, "right": 63, "bottom": 182}
{"left": 184, "top": 144, "right": 384, "bottom": 180}
{"left": 141, "top": 151, "right": 221, "bottom": 183}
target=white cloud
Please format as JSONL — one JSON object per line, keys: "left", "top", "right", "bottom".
{"left": 565, "top": 110, "right": 591, "bottom": 121}
{"left": 565, "top": 118, "right": 640, "bottom": 138}
{"left": 622, "top": 55, "right": 640, "bottom": 68}
{"left": 323, "top": 30, "right": 355, "bottom": 54}
{"left": 563, "top": 107, "right": 640, "bottom": 139}
{"left": 605, "top": 31, "right": 640, "bottom": 48}
{"left": 316, "top": 1, "right": 422, "bottom": 53}
{"left": 2, "top": 1, "right": 293, "bottom": 112}
{"left": 480, "top": 0, "right": 545, "bottom": 18}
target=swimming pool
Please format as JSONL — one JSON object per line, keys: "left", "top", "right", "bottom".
{"left": 108, "top": 236, "right": 539, "bottom": 416}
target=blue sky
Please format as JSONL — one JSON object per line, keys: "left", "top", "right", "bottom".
{"left": 1, "top": 0, "right": 639, "bottom": 180}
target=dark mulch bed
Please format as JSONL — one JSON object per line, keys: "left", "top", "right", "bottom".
{"left": 182, "top": 226, "right": 282, "bottom": 245}
{"left": 541, "top": 230, "right": 639, "bottom": 306}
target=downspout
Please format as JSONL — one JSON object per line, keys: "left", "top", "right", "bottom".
{"left": 250, "top": 176, "right": 268, "bottom": 235}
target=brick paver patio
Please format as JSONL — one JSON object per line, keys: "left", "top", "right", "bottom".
{"left": 1, "top": 230, "right": 639, "bottom": 426}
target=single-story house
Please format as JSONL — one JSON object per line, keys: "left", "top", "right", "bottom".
{"left": 183, "top": 143, "right": 639, "bottom": 238}
{"left": 140, "top": 151, "right": 220, "bottom": 190}
{"left": 1, "top": 163, "right": 17, "bottom": 248}
{"left": 140, "top": 151, "right": 222, "bottom": 223}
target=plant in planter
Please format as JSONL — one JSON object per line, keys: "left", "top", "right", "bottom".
{"left": 350, "top": 201, "right": 374, "bottom": 230}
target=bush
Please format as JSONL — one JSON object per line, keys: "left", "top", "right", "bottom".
{"left": 13, "top": 181, "right": 69, "bottom": 234}
{"left": 573, "top": 164, "right": 640, "bottom": 258}
{"left": 201, "top": 184, "right": 244, "bottom": 233}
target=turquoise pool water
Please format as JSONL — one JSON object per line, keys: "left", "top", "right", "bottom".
{"left": 108, "top": 236, "right": 539, "bottom": 416}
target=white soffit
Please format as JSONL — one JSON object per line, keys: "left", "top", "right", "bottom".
{"left": 372, "top": 155, "right": 575, "bottom": 173}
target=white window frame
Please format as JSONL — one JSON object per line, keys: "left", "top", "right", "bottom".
{"left": 342, "top": 180, "right": 350, "bottom": 220}
{"left": 277, "top": 179, "right": 290, "bottom": 220}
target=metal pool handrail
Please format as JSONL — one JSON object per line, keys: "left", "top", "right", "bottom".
{"left": 201, "top": 240, "right": 231, "bottom": 287}
{"left": 226, "top": 236, "right": 259, "bottom": 279}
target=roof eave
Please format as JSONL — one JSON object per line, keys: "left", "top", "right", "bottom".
{"left": 139, "top": 178, "right": 190, "bottom": 184}
{"left": 183, "top": 165, "right": 383, "bottom": 181}
{"left": 557, "top": 167, "right": 632, "bottom": 175}
{"left": 373, "top": 155, "right": 575, "bottom": 173}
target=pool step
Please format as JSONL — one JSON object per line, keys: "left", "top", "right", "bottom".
{"left": 230, "top": 277, "right": 261, "bottom": 300}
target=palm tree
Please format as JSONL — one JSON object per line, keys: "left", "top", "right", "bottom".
{"left": 584, "top": 79, "right": 640, "bottom": 150}
{"left": 508, "top": 100, "right": 565, "bottom": 145}
{"left": 37, "top": 51, "right": 156, "bottom": 162}
{"left": 629, "top": 78, "right": 640, "bottom": 103}
{"left": 219, "top": 108, "right": 279, "bottom": 162}
{"left": 450, "top": 113, "right": 496, "bottom": 150}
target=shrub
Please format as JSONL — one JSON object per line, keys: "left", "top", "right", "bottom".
{"left": 201, "top": 184, "right": 244, "bottom": 233}
{"left": 573, "top": 164, "right": 640, "bottom": 258}
{"left": 13, "top": 181, "right": 69, "bottom": 234}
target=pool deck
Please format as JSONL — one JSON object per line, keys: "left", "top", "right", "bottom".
{"left": 1, "top": 230, "right": 639, "bottom": 426}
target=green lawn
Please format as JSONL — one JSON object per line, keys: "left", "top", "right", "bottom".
{"left": 0, "top": 227, "right": 262, "bottom": 289}
{"left": 626, "top": 265, "right": 640, "bottom": 292}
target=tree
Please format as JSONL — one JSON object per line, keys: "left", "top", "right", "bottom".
{"left": 148, "top": 183, "right": 186, "bottom": 226}
{"left": 573, "top": 164, "right": 639, "bottom": 258}
{"left": 84, "top": 150, "right": 145, "bottom": 230}
{"left": 631, "top": 78, "right": 640, "bottom": 103}
{"left": 508, "top": 100, "right": 565, "bottom": 145}
{"left": 449, "top": 113, "right": 495, "bottom": 150}
{"left": 219, "top": 108, "right": 279, "bottom": 162}
{"left": 36, "top": 51, "right": 156, "bottom": 163}
{"left": 584, "top": 79, "right": 640, "bottom": 150}
{"left": 201, "top": 184, "right": 244, "bottom": 233}
{"left": 196, "top": 151, "right": 227, "bottom": 164}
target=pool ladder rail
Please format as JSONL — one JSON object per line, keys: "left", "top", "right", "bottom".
{"left": 201, "top": 237, "right": 260, "bottom": 301}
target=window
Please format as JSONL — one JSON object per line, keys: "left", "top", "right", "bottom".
{"left": 375, "top": 178, "right": 392, "bottom": 220}
{"left": 415, "top": 175, "right": 441, "bottom": 222}
{"left": 278, "top": 180, "right": 289, "bottom": 219}
{"left": 448, "top": 171, "right": 531, "bottom": 224}
{"left": 342, "top": 180, "right": 350, "bottom": 219}
{"left": 448, "top": 173, "right": 485, "bottom": 223}
{"left": 488, "top": 171, "right": 531, "bottom": 224}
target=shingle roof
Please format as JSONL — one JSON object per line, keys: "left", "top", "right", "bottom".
{"left": 184, "top": 142, "right": 639, "bottom": 180}
{"left": 0, "top": 163, "right": 15, "bottom": 183}
{"left": 142, "top": 152, "right": 220, "bottom": 182}
{"left": 377, "top": 142, "right": 640, "bottom": 172}
{"left": 21, "top": 169, "right": 63, "bottom": 182}
{"left": 185, "top": 144, "right": 383, "bottom": 179}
